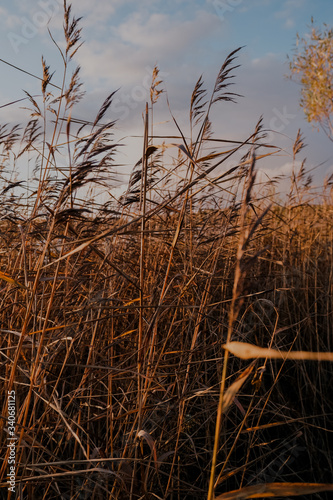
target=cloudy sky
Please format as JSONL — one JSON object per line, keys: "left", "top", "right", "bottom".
{"left": 1, "top": 0, "right": 333, "bottom": 193}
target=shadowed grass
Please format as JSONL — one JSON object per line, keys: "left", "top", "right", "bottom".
{"left": 0, "top": 3, "right": 333, "bottom": 500}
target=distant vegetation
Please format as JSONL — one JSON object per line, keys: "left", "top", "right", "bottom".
{"left": 288, "top": 19, "right": 333, "bottom": 142}
{"left": 0, "top": 3, "right": 332, "bottom": 499}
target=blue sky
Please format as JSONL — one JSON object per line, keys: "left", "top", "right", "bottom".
{"left": 1, "top": 0, "right": 333, "bottom": 191}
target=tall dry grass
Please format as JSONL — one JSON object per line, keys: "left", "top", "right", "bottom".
{"left": 0, "top": 3, "right": 333, "bottom": 499}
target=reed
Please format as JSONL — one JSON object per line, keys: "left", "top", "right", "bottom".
{"left": 0, "top": 3, "right": 332, "bottom": 499}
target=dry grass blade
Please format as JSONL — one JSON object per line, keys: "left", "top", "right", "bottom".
{"left": 4, "top": 468, "right": 122, "bottom": 484}
{"left": 214, "top": 482, "right": 333, "bottom": 499}
{"left": 137, "top": 429, "right": 158, "bottom": 471}
{"left": 0, "top": 271, "right": 26, "bottom": 289}
{"left": 222, "top": 363, "right": 254, "bottom": 414}
{"left": 223, "top": 342, "right": 333, "bottom": 361}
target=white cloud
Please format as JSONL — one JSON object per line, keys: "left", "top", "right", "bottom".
{"left": 116, "top": 9, "right": 218, "bottom": 51}
{"left": 284, "top": 18, "right": 295, "bottom": 29}
{"left": 4, "top": 0, "right": 119, "bottom": 40}
{"left": 0, "top": 7, "right": 22, "bottom": 29}
{"left": 69, "top": 0, "right": 118, "bottom": 27}
{"left": 74, "top": 9, "right": 219, "bottom": 88}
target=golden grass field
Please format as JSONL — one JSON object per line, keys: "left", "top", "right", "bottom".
{"left": 0, "top": 3, "right": 332, "bottom": 499}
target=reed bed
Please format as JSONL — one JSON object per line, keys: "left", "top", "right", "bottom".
{"left": 0, "top": 3, "right": 332, "bottom": 499}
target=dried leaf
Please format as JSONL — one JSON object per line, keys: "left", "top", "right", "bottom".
{"left": 222, "top": 363, "right": 254, "bottom": 413}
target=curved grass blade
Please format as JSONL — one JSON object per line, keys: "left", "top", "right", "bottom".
{"left": 0, "top": 271, "right": 26, "bottom": 289}
{"left": 223, "top": 342, "right": 333, "bottom": 361}
{"left": 214, "top": 482, "right": 333, "bottom": 499}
